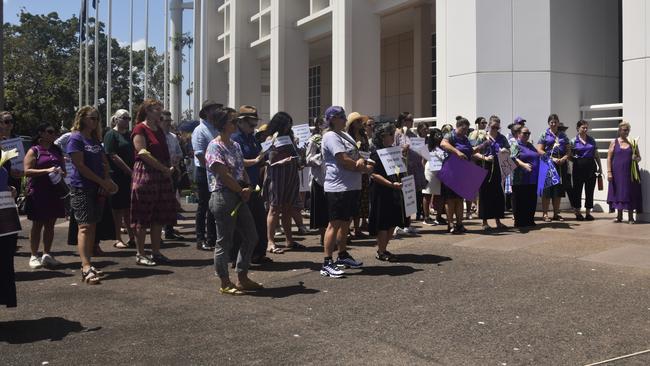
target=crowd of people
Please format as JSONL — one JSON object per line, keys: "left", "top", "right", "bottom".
{"left": 0, "top": 99, "right": 644, "bottom": 303}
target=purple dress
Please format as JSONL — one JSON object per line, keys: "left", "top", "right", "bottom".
{"left": 26, "top": 145, "right": 66, "bottom": 221}
{"left": 607, "top": 139, "right": 642, "bottom": 211}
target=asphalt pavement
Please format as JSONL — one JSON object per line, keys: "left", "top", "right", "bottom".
{"left": 1, "top": 206, "right": 649, "bottom": 365}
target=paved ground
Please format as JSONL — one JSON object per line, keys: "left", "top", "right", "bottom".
{"left": 1, "top": 206, "right": 650, "bottom": 365}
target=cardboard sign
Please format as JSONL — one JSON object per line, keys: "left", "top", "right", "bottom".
{"left": 292, "top": 124, "right": 311, "bottom": 148}
{"left": 428, "top": 149, "right": 445, "bottom": 172}
{"left": 260, "top": 140, "right": 273, "bottom": 153}
{"left": 401, "top": 175, "right": 417, "bottom": 217}
{"left": 273, "top": 135, "right": 293, "bottom": 147}
{"left": 376, "top": 146, "right": 407, "bottom": 176}
{"left": 498, "top": 150, "right": 517, "bottom": 178}
{"left": 0, "top": 137, "right": 25, "bottom": 171}
{"left": 0, "top": 191, "right": 21, "bottom": 237}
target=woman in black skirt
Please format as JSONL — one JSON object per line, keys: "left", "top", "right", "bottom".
{"left": 0, "top": 165, "right": 18, "bottom": 308}
{"left": 511, "top": 127, "right": 540, "bottom": 228}
{"left": 306, "top": 119, "right": 328, "bottom": 246}
{"left": 569, "top": 120, "right": 602, "bottom": 221}
{"left": 474, "top": 116, "right": 510, "bottom": 231}
{"left": 368, "top": 122, "right": 405, "bottom": 261}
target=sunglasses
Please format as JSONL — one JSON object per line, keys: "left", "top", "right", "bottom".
{"left": 522, "top": 132, "right": 531, "bottom": 136}
{"left": 44, "top": 129, "right": 56, "bottom": 135}
{"left": 121, "top": 116, "right": 131, "bottom": 121}
{"left": 490, "top": 126, "right": 500, "bottom": 130}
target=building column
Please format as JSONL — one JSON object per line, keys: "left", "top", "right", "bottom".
{"left": 270, "top": 0, "right": 309, "bottom": 122}
{"left": 413, "top": 3, "right": 433, "bottom": 118}
{"left": 193, "top": 0, "right": 202, "bottom": 118}
{"left": 169, "top": 0, "right": 183, "bottom": 124}
{"left": 331, "top": 0, "right": 380, "bottom": 116}
{"left": 622, "top": 0, "right": 650, "bottom": 219}
{"left": 229, "top": 0, "right": 261, "bottom": 110}
{"left": 199, "top": 0, "right": 228, "bottom": 106}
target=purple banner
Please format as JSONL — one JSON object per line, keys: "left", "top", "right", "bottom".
{"left": 537, "top": 156, "right": 560, "bottom": 197}
{"left": 437, "top": 154, "right": 488, "bottom": 200}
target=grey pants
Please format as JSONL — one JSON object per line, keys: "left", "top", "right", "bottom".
{"left": 209, "top": 190, "right": 257, "bottom": 278}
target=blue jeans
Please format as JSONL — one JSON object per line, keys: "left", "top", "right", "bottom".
{"left": 209, "top": 190, "right": 257, "bottom": 278}
{"left": 195, "top": 167, "right": 216, "bottom": 243}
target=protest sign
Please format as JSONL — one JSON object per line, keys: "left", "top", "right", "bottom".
{"left": 428, "top": 148, "right": 445, "bottom": 172}
{"left": 260, "top": 140, "right": 273, "bottom": 153}
{"left": 292, "top": 124, "right": 311, "bottom": 148}
{"left": 0, "top": 138, "right": 25, "bottom": 171}
{"left": 436, "top": 154, "right": 488, "bottom": 200}
{"left": 408, "top": 137, "right": 430, "bottom": 159}
{"left": 376, "top": 146, "right": 407, "bottom": 176}
{"left": 299, "top": 167, "right": 311, "bottom": 192}
{"left": 0, "top": 191, "right": 21, "bottom": 237}
{"left": 401, "top": 175, "right": 417, "bottom": 217}
{"left": 273, "top": 135, "right": 293, "bottom": 147}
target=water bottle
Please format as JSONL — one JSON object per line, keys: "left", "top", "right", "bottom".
{"left": 48, "top": 168, "right": 70, "bottom": 199}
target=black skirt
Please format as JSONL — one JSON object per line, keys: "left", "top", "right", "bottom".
{"left": 309, "top": 180, "right": 329, "bottom": 230}
{"left": 512, "top": 184, "right": 537, "bottom": 227}
{"left": 543, "top": 162, "right": 570, "bottom": 198}
{"left": 479, "top": 161, "right": 505, "bottom": 219}
{"left": 368, "top": 182, "right": 405, "bottom": 235}
{"left": 0, "top": 234, "right": 17, "bottom": 308}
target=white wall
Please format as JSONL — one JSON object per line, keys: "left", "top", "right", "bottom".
{"left": 622, "top": 0, "right": 650, "bottom": 219}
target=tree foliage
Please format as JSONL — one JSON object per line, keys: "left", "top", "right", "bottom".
{"left": 3, "top": 10, "right": 165, "bottom": 135}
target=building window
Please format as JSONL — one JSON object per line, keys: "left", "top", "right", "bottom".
{"left": 431, "top": 33, "right": 436, "bottom": 117}
{"left": 309, "top": 65, "right": 321, "bottom": 120}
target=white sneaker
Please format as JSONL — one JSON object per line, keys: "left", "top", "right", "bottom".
{"left": 406, "top": 226, "right": 419, "bottom": 235}
{"left": 393, "top": 227, "right": 408, "bottom": 238}
{"left": 40, "top": 254, "right": 61, "bottom": 268}
{"left": 29, "top": 255, "right": 42, "bottom": 269}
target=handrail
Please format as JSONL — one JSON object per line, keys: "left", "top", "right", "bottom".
{"left": 579, "top": 103, "right": 623, "bottom": 112}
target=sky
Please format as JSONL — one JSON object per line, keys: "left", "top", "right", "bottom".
{"left": 4, "top": 0, "right": 195, "bottom": 111}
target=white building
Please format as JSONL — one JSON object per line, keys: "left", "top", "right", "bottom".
{"left": 178, "top": 0, "right": 649, "bottom": 219}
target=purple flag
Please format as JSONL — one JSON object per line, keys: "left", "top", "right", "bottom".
{"left": 537, "top": 156, "right": 560, "bottom": 197}
{"left": 437, "top": 154, "right": 488, "bottom": 200}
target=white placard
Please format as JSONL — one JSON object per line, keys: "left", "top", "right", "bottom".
{"left": 260, "top": 140, "right": 273, "bottom": 153}
{"left": 359, "top": 151, "right": 370, "bottom": 160}
{"left": 401, "top": 175, "right": 417, "bottom": 217}
{"left": 299, "top": 167, "right": 311, "bottom": 192}
{"left": 409, "top": 137, "right": 430, "bottom": 160}
{"left": 0, "top": 191, "right": 21, "bottom": 237}
{"left": 376, "top": 146, "right": 407, "bottom": 176}
{"left": 292, "top": 124, "right": 311, "bottom": 148}
{"left": 497, "top": 150, "right": 517, "bottom": 178}
{"left": 273, "top": 135, "right": 293, "bottom": 147}
{"left": 428, "top": 148, "right": 445, "bottom": 172}
{"left": 0, "top": 137, "right": 25, "bottom": 171}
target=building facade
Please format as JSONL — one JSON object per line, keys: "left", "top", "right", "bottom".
{"left": 186, "top": 0, "right": 649, "bottom": 219}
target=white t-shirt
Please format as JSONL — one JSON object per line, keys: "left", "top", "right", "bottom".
{"left": 322, "top": 131, "right": 361, "bottom": 192}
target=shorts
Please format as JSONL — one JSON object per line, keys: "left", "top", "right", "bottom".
{"left": 326, "top": 190, "right": 361, "bottom": 222}
{"left": 70, "top": 186, "right": 103, "bottom": 225}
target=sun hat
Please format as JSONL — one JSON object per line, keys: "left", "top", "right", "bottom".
{"left": 345, "top": 112, "right": 369, "bottom": 130}
{"left": 238, "top": 105, "right": 259, "bottom": 121}
{"left": 199, "top": 100, "right": 223, "bottom": 120}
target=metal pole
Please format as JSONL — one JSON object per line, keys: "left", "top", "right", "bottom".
{"left": 129, "top": 0, "right": 133, "bottom": 127}
{"left": 0, "top": 0, "right": 5, "bottom": 110}
{"left": 106, "top": 0, "right": 112, "bottom": 126}
{"left": 144, "top": 0, "right": 149, "bottom": 100}
{"left": 84, "top": 1, "right": 89, "bottom": 104}
{"left": 94, "top": 0, "right": 99, "bottom": 107}
{"left": 78, "top": 3, "right": 83, "bottom": 109}
{"left": 164, "top": 0, "right": 169, "bottom": 109}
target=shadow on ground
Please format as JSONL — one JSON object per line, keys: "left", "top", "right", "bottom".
{"left": 247, "top": 281, "right": 319, "bottom": 299}
{"left": 0, "top": 317, "right": 101, "bottom": 344}
{"left": 15, "top": 271, "right": 73, "bottom": 282}
{"left": 105, "top": 267, "right": 174, "bottom": 280}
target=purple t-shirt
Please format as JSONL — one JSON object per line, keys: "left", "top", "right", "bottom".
{"left": 537, "top": 128, "right": 569, "bottom": 157}
{"left": 572, "top": 135, "right": 596, "bottom": 159}
{"left": 66, "top": 132, "right": 105, "bottom": 189}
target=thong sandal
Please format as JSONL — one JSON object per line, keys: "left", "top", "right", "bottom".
{"left": 268, "top": 246, "right": 285, "bottom": 254}
{"left": 81, "top": 268, "right": 101, "bottom": 285}
{"left": 287, "top": 242, "right": 306, "bottom": 251}
{"left": 113, "top": 241, "right": 129, "bottom": 249}
{"left": 219, "top": 286, "right": 245, "bottom": 295}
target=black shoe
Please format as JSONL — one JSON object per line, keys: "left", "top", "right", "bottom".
{"left": 585, "top": 214, "right": 595, "bottom": 221}
{"left": 196, "top": 240, "right": 213, "bottom": 251}
{"left": 575, "top": 213, "right": 585, "bottom": 221}
{"left": 165, "top": 231, "right": 186, "bottom": 240}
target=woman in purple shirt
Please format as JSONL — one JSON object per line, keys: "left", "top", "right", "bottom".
{"left": 569, "top": 120, "right": 602, "bottom": 221}
{"left": 536, "top": 114, "right": 571, "bottom": 222}
{"left": 511, "top": 127, "right": 540, "bottom": 228}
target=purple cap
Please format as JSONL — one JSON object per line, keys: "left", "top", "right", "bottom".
{"left": 513, "top": 116, "right": 526, "bottom": 125}
{"left": 324, "top": 106, "right": 346, "bottom": 127}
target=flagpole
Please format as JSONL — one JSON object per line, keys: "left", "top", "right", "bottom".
{"left": 106, "top": 0, "right": 112, "bottom": 126}
{"left": 84, "top": 0, "right": 89, "bottom": 105}
{"left": 144, "top": 0, "right": 149, "bottom": 100}
{"left": 94, "top": 0, "right": 99, "bottom": 107}
{"left": 164, "top": 0, "right": 169, "bottom": 110}
{"left": 128, "top": 0, "right": 133, "bottom": 127}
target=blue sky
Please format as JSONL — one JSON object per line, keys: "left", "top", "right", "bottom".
{"left": 5, "top": 0, "right": 195, "bottom": 110}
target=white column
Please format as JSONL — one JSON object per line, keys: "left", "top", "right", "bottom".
{"left": 413, "top": 3, "right": 433, "bottom": 118}
{"left": 622, "top": 0, "right": 650, "bottom": 219}
{"left": 193, "top": 0, "right": 202, "bottom": 118}
{"left": 270, "top": 0, "right": 309, "bottom": 121}
{"left": 169, "top": 0, "right": 183, "bottom": 124}
{"left": 331, "top": 0, "right": 380, "bottom": 116}
{"left": 229, "top": 0, "right": 261, "bottom": 110}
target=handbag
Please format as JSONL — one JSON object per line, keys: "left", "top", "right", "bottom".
{"left": 597, "top": 174, "right": 604, "bottom": 191}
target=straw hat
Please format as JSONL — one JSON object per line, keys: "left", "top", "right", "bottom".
{"left": 345, "top": 112, "right": 369, "bottom": 130}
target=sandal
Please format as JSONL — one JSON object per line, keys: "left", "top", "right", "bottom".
{"left": 628, "top": 219, "right": 636, "bottom": 225}
{"left": 268, "top": 246, "right": 285, "bottom": 254}
{"left": 219, "top": 286, "right": 245, "bottom": 295}
{"left": 613, "top": 217, "right": 622, "bottom": 223}
{"left": 482, "top": 224, "right": 492, "bottom": 231}
{"left": 81, "top": 268, "right": 101, "bottom": 285}
{"left": 89, "top": 266, "right": 105, "bottom": 277}
{"left": 375, "top": 251, "right": 397, "bottom": 262}
{"left": 543, "top": 215, "right": 551, "bottom": 222}
{"left": 113, "top": 241, "right": 129, "bottom": 249}
{"left": 496, "top": 223, "right": 508, "bottom": 230}
{"left": 552, "top": 214, "right": 564, "bottom": 222}
{"left": 287, "top": 242, "right": 306, "bottom": 251}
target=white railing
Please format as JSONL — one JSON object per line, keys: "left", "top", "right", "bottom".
{"left": 414, "top": 116, "right": 437, "bottom": 126}
{"left": 579, "top": 103, "right": 622, "bottom": 156}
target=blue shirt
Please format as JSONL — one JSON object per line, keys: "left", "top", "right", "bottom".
{"left": 232, "top": 129, "right": 261, "bottom": 186}
{"left": 537, "top": 128, "right": 569, "bottom": 157}
{"left": 191, "top": 119, "right": 219, "bottom": 167}
{"left": 572, "top": 135, "right": 596, "bottom": 159}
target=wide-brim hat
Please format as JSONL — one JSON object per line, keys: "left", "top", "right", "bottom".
{"left": 255, "top": 123, "right": 269, "bottom": 139}
{"left": 238, "top": 105, "right": 259, "bottom": 121}
{"left": 346, "top": 112, "right": 369, "bottom": 130}
{"left": 199, "top": 100, "right": 223, "bottom": 120}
